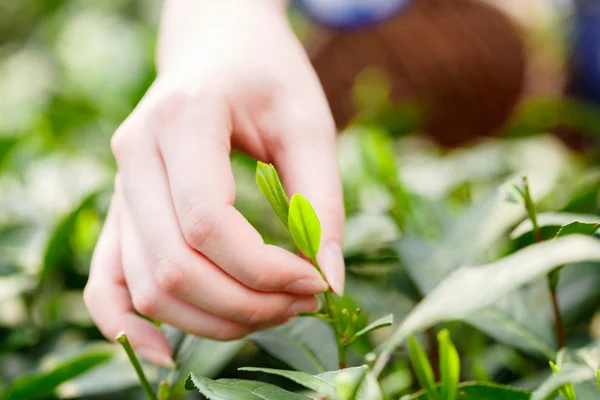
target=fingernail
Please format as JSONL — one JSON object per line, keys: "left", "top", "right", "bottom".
{"left": 285, "top": 277, "right": 329, "bottom": 294}
{"left": 136, "top": 348, "right": 176, "bottom": 369}
{"left": 285, "top": 297, "right": 320, "bottom": 317}
{"left": 318, "top": 242, "right": 345, "bottom": 295}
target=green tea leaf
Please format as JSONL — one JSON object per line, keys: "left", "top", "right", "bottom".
{"left": 353, "top": 314, "right": 394, "bottom": 340}
{"left": 256, "top": 161, "right": 290, "bottom": 228}
{"left": 378, "top": 235, "right": 600, "bottom": 373}
{"left": 288, "top": 194, "right": 322, "bottom": 260}
{"left": 239, "top": 367, "right": 337, "bottom": 397}
{"left": 532, "top": 364, "right": 593, "bottom": 400}
{"left": 549, "top": 361, "right": 577, "bottom": 400}
{"left": 320, "top": 366, "right": 383, "bottom": 400}
{"left": 248, "top": 318, "right": 338, "bottom": 374}
{"left": 185, "top": 374, "right": 311, "bottom": 400}
{"left": 1, "top": 350, "right": 112, "bottom": 400}
{"left": 334, "top": 366, "right": 368, "bottom": 400}
{"left": 407, "top": 335, "right": 438, "bottom": 400}
{"left": 408, "top": 382, "right": 531, "bottom": 399}
{"left": 510, "top": 212, "right": 600, "bottom": 239}
{"left": 556, "top": 221, "right": 600, "bottom": 238}
{"left": 438, "top": 330, "right": 460, "bottom": 400}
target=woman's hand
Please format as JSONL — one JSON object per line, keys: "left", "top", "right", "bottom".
{"left": 84, "top": 0, "right": 345, "bottom": 367}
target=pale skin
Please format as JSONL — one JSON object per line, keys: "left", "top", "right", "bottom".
{"left": 84, "top": 0, "right": 345, "bottom": 368}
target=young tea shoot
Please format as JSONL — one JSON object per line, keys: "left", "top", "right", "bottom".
{"left": 255, "top": 162, "right": 392, "bottom": 369}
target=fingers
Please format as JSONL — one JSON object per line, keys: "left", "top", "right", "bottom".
{"left": 150, "top": 92, "right": 328, "bottom": 294}
{"left": 274, "top": 111, "right": 346, "bottom": 295}
{"left": 116, "top": 192, "right": 319, "bottom": 329}
{"left": 83, "top": 199, "right": 174, "bottom": 368}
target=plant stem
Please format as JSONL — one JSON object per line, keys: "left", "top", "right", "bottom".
{"left": 522, "top": 177, "right": 565, "bottom": 349}
{"left": 311, "top": 256, "right": 347, "bottom": 369}
{"left": 549, "top": 288, "right": 566, "bottom": 348}
{"left": 116, "top": 332, "right": 158, "bottom": 400}
{"left": 323, "top": 288, "right": 347, "bottom": 369}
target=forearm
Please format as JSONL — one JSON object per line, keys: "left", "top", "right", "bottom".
{"left": 157, "top": 0, "right": 289, "bottom": 74}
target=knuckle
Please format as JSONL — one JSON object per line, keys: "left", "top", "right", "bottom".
{"left": 244, "top": 267, "right": 272, "bottom": 292}
{"left": 83, "top": 282, "right": 99, "bottom": 309}
{"left": 212, "top": 323, "right": 251, "bottom": 341}
{"left": 149, "top": 89, "right": 191, "bottom": 125}
{"left": 154, "top": 254, "right": 187, "bottom": 294}
{"left": 227, "top": 295, "right": 274, "bottom": 326}
{"left": 181, "top": 202, "right": 217, "bottom": 249}
{"left": 246, "top": 307, "right": 271, "bottom": 326}
{"left": 110, "top": 122, "right": 139, "bottom": 162}
{"left": 131, "top": 290, "right": 160, "bottom": 318}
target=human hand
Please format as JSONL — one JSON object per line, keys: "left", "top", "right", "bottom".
{"left": 84, "top": 0, "right": 345, "bottom": 367}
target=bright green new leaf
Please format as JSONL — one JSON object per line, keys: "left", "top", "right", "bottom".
{"left": 1, "top": 350, "right": 112, "bottom": 400}
{"left": 352, "top": 314, "right": 394, "bottom": 341}
{"left": 288, "top": 194, "right": 322, "bottom": 260}
{"left": 407, "top": 335, "right": 438, "bottom": 400}
{"left": 239, "top": 367, "right": 337, "bottom": 397}
{"left": 255, "top": 162, "right": 290, "bottom": 228}
{"left": 185, "top": 374, "right": 311, "bottom": 400}
{"left": 438, "top": 330, "right": 460, "bottom": 400}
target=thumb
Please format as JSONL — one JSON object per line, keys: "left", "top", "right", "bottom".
{"left": 274, "top": 121, "right": 346, "bottom": 295}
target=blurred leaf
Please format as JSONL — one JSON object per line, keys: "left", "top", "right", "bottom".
{"left": 0, "top": 275, "right": 36, "bottom": 302}
{"left": 556, "top": 221, "right": 600, "bottom": 237}
{"left": 464, "top": 283, "right": 556, "bottom": 358}
{"left": 378, "top": 235, "right": 600, "bottom": 372}
{"left": 407, "top": 336, "right": 437, "bottom": 400}
{"left": 56, "top": 351, "right": 154, "bottom": 399}
{"left": 185, "top": 374, "right": 311, "bottom": 400}
{"left": 256, "top": 162, "right": 289, "bottom": 228}
{"left": 549, "top": 361, "right": 577, "bottom": 400}
{"left": 407, "top": 382, "right": 531, "bottom": 399}
{"left": 249, "top": 318, "right": 338, "bottom": 374}
{"left": 532, "top": 365, "right": 592, "bottom": 400}
{"left": 41, "top": 191, "right": 101, "bottom": 282}
{"left": 396, "top": 193, "right": 523, "bottom": 293}
{"left": 500, "top": 178, "right": 526, "bottom": 205}
{"left": 170, "top": 337, "right": 244, "bottom": 398}
{"left": 1, "top": 349, "right": 112, "bottom": 400}
{"left": 353, "top": 314, "right": 394, "bottom": 340}
{"left": 510, "top": 212, "right": 600, "bottom": 239}
{"left": 320, "top": 366, "right": 382, "bottom": 400}
{"left": 438, "top": 330, "right": 460, "bottom": 400}
{"left": 343, "top": 213, "right": 399, "bottom": 256}
{"left": 0, "top": 138, "right": 17, "bottom": 169}
{"left": 239, "top": 367, "right": 337, "bottom": 397}
{"left": 288, "top": 194, "right": 321, "bottom": 260}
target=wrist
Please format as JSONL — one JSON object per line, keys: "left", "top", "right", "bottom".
{"left": 157, "top": 0, "right": 290, "bottom": 74}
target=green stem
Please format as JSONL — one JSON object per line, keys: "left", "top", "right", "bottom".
{"left": 522, "top": 177, "right": 565, "bottom": 349}
{"left": 311, "top": 256, "right": 347, "bottom": 368}
{"left": 158, "top": 380, "right": 170, "bottom": 400}
{"left": 323, "top": 289, "right": 347, "bottom": 369}
{"left": 116, "top": 332, "right": 158, "bottom": 400}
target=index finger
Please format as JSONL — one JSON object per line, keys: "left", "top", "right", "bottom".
{"left": 152, "top": 92, "right": 328, "bottom": 294}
